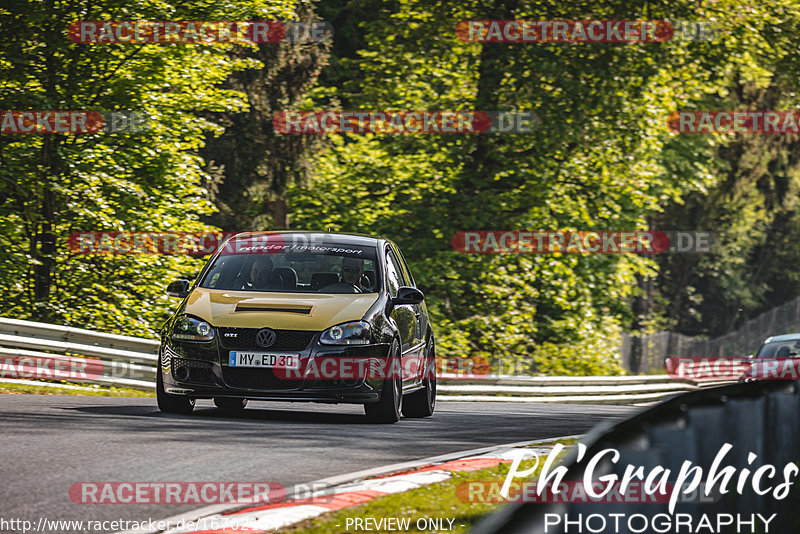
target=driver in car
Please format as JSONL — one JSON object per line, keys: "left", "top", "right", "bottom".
{"left": 320, "top": 257, "right": 364, "bottom": 293}
{"left": 245, "top": 256, "right": 275, "bottom": 290}
{"left": 341, "top": 257, "right": 364, "bottom": 289}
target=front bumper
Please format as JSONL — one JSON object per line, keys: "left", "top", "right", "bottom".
{"left": 161, "top": 335, "right": 392, "bottom": 404}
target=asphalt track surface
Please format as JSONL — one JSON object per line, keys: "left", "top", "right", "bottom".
{"left": 0, "top": 395, "right": 637, "bottom": 533}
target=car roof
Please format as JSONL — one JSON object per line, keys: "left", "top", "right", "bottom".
{"left": 763, "top": 333, "right": 800, "bottom": 344}
{"left": 228, "top": 231, "right": 384, "bottom": 247}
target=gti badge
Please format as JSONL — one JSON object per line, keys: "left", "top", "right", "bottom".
{"left": 256, "top": 328, "right": 276, "bottom": 348}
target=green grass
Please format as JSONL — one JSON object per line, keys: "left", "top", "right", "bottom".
{"left": 280, "top": 441, "right": 571, "bottom": 534}
{"left": 0, "top": 381, "right": 155, "bottom": 397}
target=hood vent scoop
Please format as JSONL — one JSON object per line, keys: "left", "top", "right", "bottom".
{"left": 234, "top": 304, "right": 313, "bottom": 314}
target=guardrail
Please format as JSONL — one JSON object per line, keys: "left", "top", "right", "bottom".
{"left": 436, "top": 374, "right": 727, "bottom": 404}
{"left": 0, "top": 317, "right": 731, "bottom": 402}
{"left": 0, "top": 317, "right": 157, "bottom": 390}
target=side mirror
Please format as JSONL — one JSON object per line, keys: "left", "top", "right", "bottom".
{"left": 741, "top": 354, "right": 754, "bottom": 364}
{"left": 166, "top": 279, "right": 191, "bottom": 298}
{"left": 393, "top": 286, "right": 424, "bottom": 305}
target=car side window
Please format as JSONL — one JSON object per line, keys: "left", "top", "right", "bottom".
{"left": 385, "top": 250, "right": 403, "bottom": 297}
{"left": 394, "top": 247, "right": 415, "bottom": 287}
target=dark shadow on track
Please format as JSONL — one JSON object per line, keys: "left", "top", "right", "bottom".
{"left": 63, "top": 404, "right": 372, "bottom": 425}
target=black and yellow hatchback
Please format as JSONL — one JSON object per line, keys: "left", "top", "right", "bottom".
{"left": 157, "top": 232, "right": 436, "bottom": 423}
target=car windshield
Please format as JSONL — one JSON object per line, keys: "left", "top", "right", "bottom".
{"left": 755, "top": 339, "right": 800, "bottom": 358}
{"left": 198, "top": 235, "right": 379, "bottom": 294}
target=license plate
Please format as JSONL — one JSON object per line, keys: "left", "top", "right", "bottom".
{"left": 228, "top": 352, "right": 300, "bottom": 369}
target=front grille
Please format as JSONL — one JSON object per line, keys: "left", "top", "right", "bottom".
{"left": 218, "top": 328, "right": 316, "bottom": 351}
{"left": 172, "top": 358, "right": 215, "bottom": 385}
{"left": 222, "top": 367, "right": 303, "bottom": 390}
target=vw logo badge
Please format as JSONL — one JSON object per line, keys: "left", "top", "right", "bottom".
{"left": 256, "top": 328, "right": 276, "bottom": 348}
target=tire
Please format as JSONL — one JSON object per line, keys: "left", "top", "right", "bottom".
{"left": 157, "top": 366, "right": 195, "bottom": 415}
{"left": 402, "top": 338, "right": 436, "bottom": 418}
{"left": 214, "top": 398, "right": 248, "bottom": 412}
{"left": 364, "top": 341, "right": 402, "bottom": 424}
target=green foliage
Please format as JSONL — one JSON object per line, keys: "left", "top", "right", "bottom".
{"left": 289, "top": 0, "right": 749, "bottom": 371}
{"left": 0, "top": 0, "right": 296, "bottom": 335}
{"left": 200, "top": 1, "right": 330, "bottom": 231}
{"left": 5, "top": 0, "right": 800, "bottom": 375}
{"left": 654, "top": 0, "right": 800, "bottom": 336}
{"left": 525, "top": 322, "right": 626, "bottom": 376}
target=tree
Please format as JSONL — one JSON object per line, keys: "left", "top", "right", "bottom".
{"left": 201, "top": 1, "right": 330, "bottom": 231}
{"left": 654, "top": 0, "right": 800, "bottom": 336}
{"left": 0, "top": 0, "right": 294, "bottom": 333}
{"left": 289, "top": 0, "right": 738, "bottom": 372}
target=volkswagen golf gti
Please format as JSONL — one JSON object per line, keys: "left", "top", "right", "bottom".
{"left": 157, "top": 232, "right": 436, "bottom": 423}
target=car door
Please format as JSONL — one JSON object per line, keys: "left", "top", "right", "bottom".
{"left": 385, "top": 248, "right": 418, "bottom": 384}
{"left": 392, "top": 244, "right": 425, "bottom": 381}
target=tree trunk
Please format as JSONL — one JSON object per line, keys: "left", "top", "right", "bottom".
{"left": 270, "top": 198, "right": 290, "bottom": 228}
{"left": 32, "top": 136, "right": 59, "bottom": 322}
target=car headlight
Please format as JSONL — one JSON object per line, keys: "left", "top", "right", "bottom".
{"left": 320, "top": 321, "right": 371, "bottom": 345}
{"left": 172, "top": 316, "right": 215, "bottom": 341}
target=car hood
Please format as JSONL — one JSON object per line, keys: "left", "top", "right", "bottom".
{"left": 183, "top": 287, "right": 380, "bottom": 330}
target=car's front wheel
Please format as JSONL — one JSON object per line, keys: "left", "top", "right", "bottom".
{"left": 157, "top": 366, "right": 195, "bottom": 415}
{"left": 364, "top": 341, "right": 402, "bottom": 423}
